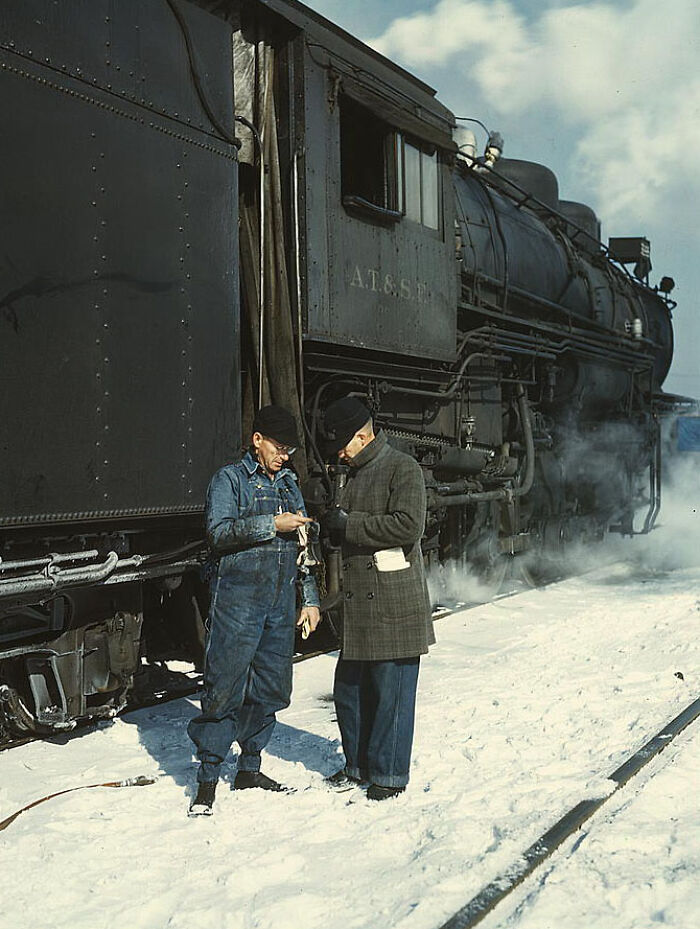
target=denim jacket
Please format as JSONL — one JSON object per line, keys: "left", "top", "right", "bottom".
{"left": 205, "top": 451, "right": 320, "bottom": 608}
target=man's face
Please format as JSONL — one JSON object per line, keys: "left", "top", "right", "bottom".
{"left": 338, "top": 430, "right": 369, "bottom": 462}
{"left": 252, "top": 432, "right": 293, "bottom": 474}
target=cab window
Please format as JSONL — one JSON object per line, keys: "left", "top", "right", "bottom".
{"left": 340, "top": 97, "right": 440, "bottom": 229}
{"left": 340, "top": 97, "right": 400, "bottom": 214}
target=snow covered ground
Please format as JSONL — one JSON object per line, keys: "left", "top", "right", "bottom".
{"left": 1, "top": 551, "right": 698, "bottom": 929}
{"left": 490, "top": 715, "right": 700, "bottom": 929}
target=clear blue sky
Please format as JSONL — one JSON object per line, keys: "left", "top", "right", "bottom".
{"left": 305, "top": 0, "right": 700, "bottom": 402}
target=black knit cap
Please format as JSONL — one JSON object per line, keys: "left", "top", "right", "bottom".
{"left": 252, "top": 405, "right": 299, "bottom": 449}
{"left": 323, "top": 398, "right": 372, "bottom": 455}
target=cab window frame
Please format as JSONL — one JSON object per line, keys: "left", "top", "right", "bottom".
{"left": 339, "top": 96, "right": 441, "bottom": 232}
{"left": 400, "top": 136, "right": 440, "bottom": 231}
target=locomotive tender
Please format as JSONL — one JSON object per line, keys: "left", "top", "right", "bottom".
{"left": 0, "top": 0, "right": 682, "bottom": 737}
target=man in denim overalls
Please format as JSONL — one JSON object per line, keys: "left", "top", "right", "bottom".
{"left": 188, "top": 406, "right": 321, "bottom": 815}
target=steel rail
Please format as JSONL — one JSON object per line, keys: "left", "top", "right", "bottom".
{"left": 439, "top": 695, "right": 700, "bottom": 929}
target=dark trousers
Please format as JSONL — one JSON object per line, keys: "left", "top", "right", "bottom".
{"left": 187, "top": 556, "right": 296, "bottom": 784}
{"left": 333, "top": 656, "right": 420, "bottom": 788}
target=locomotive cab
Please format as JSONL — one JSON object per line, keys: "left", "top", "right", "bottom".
{"left": 299, "top": 60, "right": 457, "bottom": 363}
{"left": 229, "top": 0, "right": 460, "bottom": 430}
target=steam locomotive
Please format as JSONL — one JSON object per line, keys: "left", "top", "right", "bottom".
{"left": 0, "top": 0, "right": 686, "bottom": 738}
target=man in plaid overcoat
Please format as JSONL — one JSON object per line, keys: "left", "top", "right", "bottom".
{"left": 321, "top": 398, "right": 435, "bottom": 801}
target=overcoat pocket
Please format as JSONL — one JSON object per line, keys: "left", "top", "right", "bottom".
{"left": 376, "top": 564, "right": 424, "bottom": 623}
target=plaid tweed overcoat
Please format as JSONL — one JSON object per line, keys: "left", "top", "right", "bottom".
{"left": 337, "top": 430, "right": 435, "bottom": 660}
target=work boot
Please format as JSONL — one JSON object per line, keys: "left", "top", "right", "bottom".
{"left": 188, "top": 780, "right": 217, "bottom": 816}
{"left": 366, "top": 784, "right": 405, "bottom": 802}
{"left": 233, "top": 770, "right": 290, "bottom": 792}
{"left": 325, "top": 768, "right": 364, "bottom": 790}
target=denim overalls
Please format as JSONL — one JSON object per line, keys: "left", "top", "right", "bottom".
{"left": 187, "top": 452, "right": 319, "bottom": 784}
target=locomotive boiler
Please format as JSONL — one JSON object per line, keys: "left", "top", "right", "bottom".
{"left": 0, "top": 0, "right": 684, "bottom": 739}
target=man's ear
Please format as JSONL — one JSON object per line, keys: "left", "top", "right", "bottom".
{"left": 252, "top": 431, "right": 264, "bottom": 450}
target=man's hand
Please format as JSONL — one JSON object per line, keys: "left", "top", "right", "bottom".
{"left": 274, "top": 511, "right": 313, "bottom": 532}
{"left": 321, "top": 506, "right": 349, "bottom": 547}
{"left": 297, "top": 605, "right": 322, "bottom": 639}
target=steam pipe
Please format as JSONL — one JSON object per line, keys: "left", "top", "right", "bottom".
{"left": 435, "top": 479, "right": 474, "bottom": 495}
{"left": 429, "top": 488, "right": 509, "bottom": 508}
{"left": 461, "top": 321, "right": 647, "bottom": 370}
{"left": 465, "top": 271, "right": 659, "bottom": 351}
{"left": 293, "top": 147, "right": 304, "bottom": 411}
{"left": 0, "top": 550, "right": 100, "bottom": 573}
{"left": 319, "top": 466, "right": 348, "bottom": 613}
{"left": 641, "top": 418, "right": 662, "bottom": 534}
{"left": 514, "top": 384, "right": 535, "bottom": 497}
{"left": 0, "top": 551, "right": 121, "bottom": 598}
{"left": 234, "top": 114, "right": 265, "bottom": 409}
{"left": 427, "top": 386, "right": 534, "bottom": 508}
{"left": 63, "top": 553, "right": 142, "bottom": 584}
{"left": 319, "top": 549, "right": 344, "bottom": 612}
{"left": 378, "top": 352, "right": 512, "bottom": 401}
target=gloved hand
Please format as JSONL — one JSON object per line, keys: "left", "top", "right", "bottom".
{"left": 321, "top": 506, "right": 349, "bottom": 547}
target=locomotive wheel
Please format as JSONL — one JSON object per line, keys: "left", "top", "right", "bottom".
{"left": 461, "top": 501, "right": 510, "bottom": 602}
{"left": 519, "top": 518, "right": 569, "bottom": 587}
{"left": 519, "top": 559, "right": 554, "bottom": 588}
{"left": 471, "top": 534, "right": 510, "bottom": 600}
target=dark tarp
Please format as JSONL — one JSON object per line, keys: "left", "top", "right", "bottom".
{"left": 193, "top": 1, "right": 306, "bottom": 473}
{"left": 234, "top": 28, "right": 307, "bottom": 476}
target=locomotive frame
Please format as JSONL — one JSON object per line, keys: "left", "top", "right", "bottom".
{"left": 0, "top": 0, "right": 685, "bottom": 739}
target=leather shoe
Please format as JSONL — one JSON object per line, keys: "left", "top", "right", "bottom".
{"left": 325, "top": 768, "right": 364, "bottom": 789}
{"left": 233, "top": 770, "right": 290, "bottom": 792}
{"left": 366, "top": 784, "right": 405, "bottom": 801}
{"left": 188, "top": 780, "right": 216, "bottom": 816}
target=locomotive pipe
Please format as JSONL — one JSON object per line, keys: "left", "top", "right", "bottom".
{"left": 463, "top": 321, "right": 648, "bottom": 371}
{"left": 483, "top": 183, "right": 510, "bottom": 313}
{"left": 0, "top": 551, "right": 122, "bottom": 598}
{"left": 428, "top": 386, "right": 534, "bottom": 509}
{"left": 435, "top": 479, "right": 477, "bottom": 495}
{"left": 233, "top": 113, "right": 265, "bottom": 409}
{"left": 0, "top": 550, "right": 100, "bottom": 573}
{"left": 320, "top": 549, "right": 344, "bottom": 612}
{"left": 319, "top": 465, "right": 348, "bottom": 613}
{"left": 467, "top": 271, "right": 660, "bottom": 351}
{"left": 514, "top": 385, "right": 535, "bottom": 496}
{"left": 640, "top": 418, "right": 662, "bottom": 534}
{"left": 430, "top": 488, "right": 510, "bottom": 508}
{"left": 379, "top": 352, "right": 511, "bottom": 401}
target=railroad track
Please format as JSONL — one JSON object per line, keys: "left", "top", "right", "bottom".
{"left": 438, "top": 695, "right": 700, "bottom": 929}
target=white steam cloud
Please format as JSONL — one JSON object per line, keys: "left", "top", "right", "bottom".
{"left": 634, "top": 449, "right": 700, "bottom": 571}
{"left": 428, "top": 429, "right": 699, "bottom": 609}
